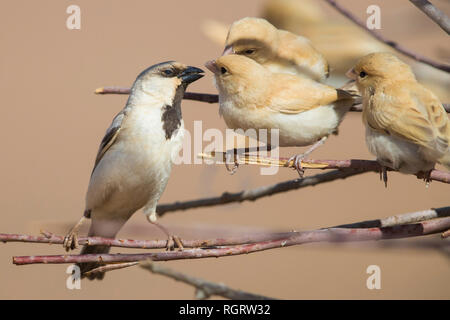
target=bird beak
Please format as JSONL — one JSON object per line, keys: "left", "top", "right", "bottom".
{"left": 221, "top": 45, "right": 233, "bottom": 56}
{"left": 204, "top": 60, "right": 218, "bottom": 74}
{"left": 346, "top": 68, "right": 357, "bottom": 80}
{"left": 178, "top": 66, "right": 204, "bottom": 84}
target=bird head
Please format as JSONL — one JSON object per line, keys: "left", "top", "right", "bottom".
{"left": 222, "top": 17, "right": 278, "bottom": 65}
{"left": 129, "top": 61, "right": 204, "bottom": 105}
{"left": 346, "top": 52, "right": 416, "bottom": 93}
{"left": 205, "top": 54, "right": 269, "bottom": 102}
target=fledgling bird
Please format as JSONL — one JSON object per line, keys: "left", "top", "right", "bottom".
{"left": 63, "top": 61, "right": 204, "bottom": 279}
{"left": 222, "top": 17, "right": 329, "bottom": 82}
{"left": 347, "top": 52, "right": 450, "bottom": 183}
{"left": 205, "top": 54, "right": 357, "bottom": 175}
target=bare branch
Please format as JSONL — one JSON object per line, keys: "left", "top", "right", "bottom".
{"left": 3, "top": 207, "right": 449, "bottom": 247}
{"left": 84, "top": 262, "right": 139, "bottom": 276}
{"left": 409, "top": 0, "right": 450, "bottom": 34}
{"left": 199, "top": 153, "right": 450, "bottom": 184}
{"left": 95, "top": 87, "right": 131, "bottom": 95}
{"left": 183, "top": 92, "right": 219, "bottom": 104}
{"left": 156, "top": 155, "right": 449, "bottom": 215}
{"left": 12, "top": 216, "right": 450, "bottom": 265}
{"left": 334, "top": 206, "right": 450, "bottom": 228}
{"left": 1, "top": 231, "right": 292, "bottom": 249}
{"left": 323, "top": 0, "right": 450, "bottom": 72}
{"left": 140, "top": 261, "right": 275, "bottom": 300}
{"left": 71, "top": 239, "right": 450, "bottom": 279}
{"left": 95, "top": 87, "right": 219, "bottom": 104}
{"left": 157, "top": 169, "right": 369, "bottom": 215}
{"left": 94, "top": 87, "right": 450, "bottom": 113}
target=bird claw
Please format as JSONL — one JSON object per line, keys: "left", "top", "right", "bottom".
{"left": 379, "top": 166, "right": 388, "bottom": 188}
{"left": 63, "top": 231, "right": 78, "bottom": 252}
{"left": 225, "top": 153, "right": 239, "bottom": 175}
{"left": 287, "top": 154, "right": 306, "bottom": 178}
{"left": 62, "top": 216, "right": 87, "bottom": 252}
{"left": 166, "top": 235, "right": 184, "bottom": 251}
{"left": 420, "top": 170, "right": 432, "bottom": 187}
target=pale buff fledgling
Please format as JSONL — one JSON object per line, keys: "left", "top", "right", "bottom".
{"left": 347, "top": 52, "right": 450, "bottom": 181}
{"left": 63, "top": 62, "right": 204, "bottom": 279}
{"left": 222, "top": 17, "right": 329, "bottom": 82}
{"left": 205, "top": 54, "right": 357, "bottom": 175}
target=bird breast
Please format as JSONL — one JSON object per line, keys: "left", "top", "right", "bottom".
{"left": 219, "top": 98, "right": 344, "bottom": 147}
{"left": 86, "top": 105, "right": 184, "bottom": 216}
{"left": 365, "top": 126, "right": 435, "bottom": 174}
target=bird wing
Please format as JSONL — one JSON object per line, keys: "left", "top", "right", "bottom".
{"left": 266, "top": 74, "right": 353, "bottom": 114}
{"left": 91, "top": 107, "right": 129, "bottom": 175}
{"left": 365, "top": 85, "right": 449, "bottom": 153}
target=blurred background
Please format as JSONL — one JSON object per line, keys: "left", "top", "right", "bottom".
{"left": 0, "top": 0, "right": 449, "bottom": 299}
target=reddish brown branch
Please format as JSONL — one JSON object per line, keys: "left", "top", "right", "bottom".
{"left": 323, "top": 0, "right": 450, "bottom": 72}
{"left": 12, "top": 215, "right": 450, "bottom": 265}
{"left": 3, "top": 207, "right": 449, "bottom": 248}
{"left": 1, "top": 231, "right": 292, "bottom": 249}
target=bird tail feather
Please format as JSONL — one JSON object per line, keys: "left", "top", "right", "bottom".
{"left": 76, "top": 244, "right": 110, "bottom": 280}
{"left": 75, "top": 215, "right": 126, "bottom": 280}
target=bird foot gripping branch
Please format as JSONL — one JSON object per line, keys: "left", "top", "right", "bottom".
{"left": 146, "top": 214, "right": 184, "bottom": 251}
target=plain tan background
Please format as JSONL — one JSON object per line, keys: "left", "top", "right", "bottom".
{"left": 0, "top": 0, "right": 449, "bottom": 299}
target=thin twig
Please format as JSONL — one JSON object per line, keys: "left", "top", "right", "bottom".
{"left": 199, "top": 153, "right": 450, "bottom": 184}
{"left": 183, "top": 92, "right": 219, "bottom": 104}
{"left": 94, "top": 87, "right": 450, "bottom": 113}
{"left": 95, "top": 87, "right": 218, "bottom": 103}
{"left": 157, "top": 169, "right": 369, "bottom": 215}
{"left": 442, "top": 229, "right": 450, "bottom": 239}
{"left": 12, "top": 216, "right": 450, "bottom": 265}
{"left": 95, "top": 87, "right": 131, "bottom": 95}
{"left": 84, "top": 262, "right": 139, "bottom": 276}
{"left": 323, "top": 0, "right": 450, "bottom": 72}
{"left": 140, "top": 261, "right": 275, "bottom": 300}
{"left": 334, "top": 206, "right": 450, "bottom": 228}
{"left": 409, "top": 0, "right": 450, "bottom": 34}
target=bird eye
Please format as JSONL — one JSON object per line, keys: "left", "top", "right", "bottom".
{"left": 244, "top": 49, "right": 255, "bottom": 55}
{"left": 359, "top": 71, "right": 367, "bottom": 78}
{"left": 221, "top": 67, "right": 227, "bottom": 74}
{"left": 163, "top": 69, "right": 174, "bottom": 76}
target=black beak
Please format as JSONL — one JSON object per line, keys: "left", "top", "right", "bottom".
{"left": 178, "top": 66, "right": 204, "bottom": 84}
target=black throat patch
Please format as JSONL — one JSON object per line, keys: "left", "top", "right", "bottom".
{"left": 161, "top": 85, "right": 185, "bottom": 140}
